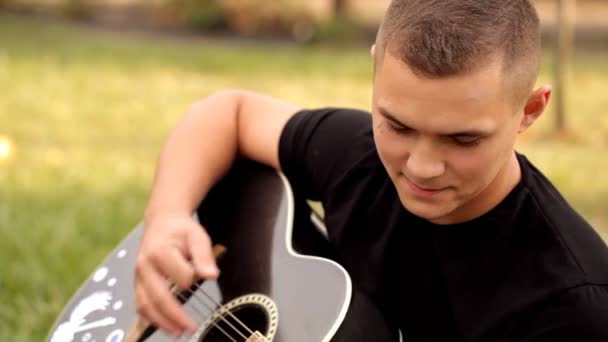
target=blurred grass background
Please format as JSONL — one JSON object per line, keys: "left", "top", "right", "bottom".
{"left": 0, "top": 4, "right": 607, "bottom": 340}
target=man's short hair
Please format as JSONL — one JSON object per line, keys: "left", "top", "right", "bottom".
{"left": 376, "top": 0, "right": 541, "bottom": 107}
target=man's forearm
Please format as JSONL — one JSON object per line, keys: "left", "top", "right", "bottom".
{"left": 143, "top": 90, "right": 243, "bottom": 225}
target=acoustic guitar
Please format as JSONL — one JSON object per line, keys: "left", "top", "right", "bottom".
{"left": 47, "top": 160, "right": 398, "bottom": 342}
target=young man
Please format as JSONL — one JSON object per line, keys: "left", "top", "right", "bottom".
{"left": 134, "top": 0, "right": 608, "bottom": 340}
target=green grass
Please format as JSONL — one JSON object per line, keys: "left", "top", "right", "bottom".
{"left": 0, "top": 14, "right": 607, "bottom": 340}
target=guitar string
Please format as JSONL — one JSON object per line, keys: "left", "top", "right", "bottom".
{"left": 164, "top": 277, "right": 260, "bottom": 341}
{"left": 195, "top": 287, "right": 267, "bottom": 342}
{"left": 177, "top": 283, "right": 273, "bottom": 342}
{"left": 165, "top": 261, "right": 267, "bottom": 341}
{"left": 171, "top": 301, "right": 225, "bottom": 342}
{"left": 187, "top": 249, "right": 260, "bottom": 340}
{"left": 181, "top": 282, "right": 258, "bottom": 339}
{"left": 175, "top": 291, "right": 239, "bottom": 342}
{"left": 174, "top": 323, "right": 225, "bottom": 342}
{"left": 178, "top": 291, "right": 242, "bottom": 342}
{"left": 175, "top": 293, "right": 235, "bottom": 342}
{"left": 185, "top": 288, "right": 250, "bottom": 341}
{"left": 174, "top": 326, "right": 225, "bottom": 342}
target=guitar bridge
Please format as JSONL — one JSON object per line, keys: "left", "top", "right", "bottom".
{"left": 245, "top": 331, "right": 267, "bottom": 342}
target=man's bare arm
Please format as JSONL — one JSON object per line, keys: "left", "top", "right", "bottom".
{"left": 144, "top": 90, "right": 300, "bottom": 222}
{"left": 135, "top": 90, "right": 300, "bottom": 336}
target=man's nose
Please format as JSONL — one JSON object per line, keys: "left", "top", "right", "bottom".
{"left": 405, "top": 139, "right": 445, "bottom": 179}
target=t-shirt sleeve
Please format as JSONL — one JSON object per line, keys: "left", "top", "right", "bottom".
{"left": 518, "top": 285, "right": 608, "bottom": 342}
{"left": 278, "top": 107, "right": 373, "bottom": 202}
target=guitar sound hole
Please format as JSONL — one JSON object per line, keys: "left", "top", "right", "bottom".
{"left": 199, "top": 304, "right": 269, "bottom": 341}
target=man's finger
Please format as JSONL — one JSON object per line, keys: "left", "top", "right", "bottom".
{"left": 135, "top": 280, "right": 181, "bottom": 336}
{"left": 154, "top": 248, "right": 197, "bottom": 290}
{"left": 139, "top": 262, "right": 197, "bottom": 333}
{"left": 187, "top": 227, "right": 219, "bottom": 279}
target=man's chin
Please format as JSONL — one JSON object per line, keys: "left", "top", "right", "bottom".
{"left": 399, "top": 195, "right": 455, "bottom": 223}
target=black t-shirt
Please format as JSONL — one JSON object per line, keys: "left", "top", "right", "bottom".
{"left": 279, "top": 108, "right": 608, "bottom": 342}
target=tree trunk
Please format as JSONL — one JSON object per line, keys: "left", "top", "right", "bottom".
{"left": 554, "top": 0, "right": 576, "bottom": 133}
{"left": 332, "top": 0, "right": 348, "bottom": 18}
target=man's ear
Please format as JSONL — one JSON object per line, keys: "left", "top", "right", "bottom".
{"left": 371, "top": 44, "right": 376, "bottom": 59}
{"left": 519, "top": 85, "right": 552, "bottom": 133}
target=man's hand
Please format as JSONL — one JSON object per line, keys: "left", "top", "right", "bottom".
{"left": 134, "top": 214, "right": 219, "bottom": 336}
{"left": 133, "top": 90, "right": 298, "bottom": 337}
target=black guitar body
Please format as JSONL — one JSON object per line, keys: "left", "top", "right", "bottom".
{"left": 47, "top": 160, "right": 398, "bottom": 342}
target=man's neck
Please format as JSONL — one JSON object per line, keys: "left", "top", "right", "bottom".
{"left": 434, "top": 152, "right": 522, "bottom": 225}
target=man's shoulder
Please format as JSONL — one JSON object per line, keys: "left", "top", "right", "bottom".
{"left": 287, "top": 106, "right": 380, "bottom": 174}
{"left": 291, "top": 107, "right": 372, "bottom": 126}
{"left": 282, "top": 106, "right": 374, "bottom": 156}
{"left": 278, "top": 106, "right": 380, "bottom": 201}
{"left": 445, "top": 155, "right": 608, "bottom": 340}
{"left": 519, "top": 154, "right": 588, "bottom": 227}
{"left": 517, "top": 153, "right": 608, "bottom": 283}
{"left": 513, "top": 284, "right": 608, "bottom": 341}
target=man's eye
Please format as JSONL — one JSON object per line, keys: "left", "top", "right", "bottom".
{"left": 388, "top": 122, "right": 412, "bottom": 134}
{"left": 452, "top": 136, "right": 481, "bottom": 147}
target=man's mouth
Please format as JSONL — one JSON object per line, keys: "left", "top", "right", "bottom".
{"left": 402, "top": 176, "right": 444, "bottom": 197}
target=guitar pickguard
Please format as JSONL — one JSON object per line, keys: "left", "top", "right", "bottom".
{"left": 49, "top": 245, "right": 136, "bottom": 342}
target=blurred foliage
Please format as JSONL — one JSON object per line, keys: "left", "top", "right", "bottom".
{"left": 180, "top": 0, "right": 228, "bottom": 31}
{"left": 62, "top": 0, "right": 92, "bottom": 20}
{"left": 313, "top": 16, "right": 372, "bottom": 43}
{"left": 220, "top": 0, "right": 314, "bottom": 36}
{"left": 172, "top": 0, "right": 368, "bottom": 42}
{"left": 0, "top": 0, "right": 371, "bottom": 42}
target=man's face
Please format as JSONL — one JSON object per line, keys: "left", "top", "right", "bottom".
{"left": 371, "top": 51, "right": 527, "bottom": 224}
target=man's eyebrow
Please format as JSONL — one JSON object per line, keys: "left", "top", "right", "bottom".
{"left": 378, "top": 106, "right": 410, "bottom": 128}
{"left": 377, "top": 106, "right": 490, "bottom": 137}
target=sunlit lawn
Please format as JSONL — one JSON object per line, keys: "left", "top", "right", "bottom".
{"left": 1, "top": 14, "right": 607, "bottom": 340}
